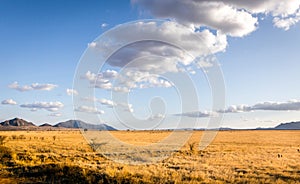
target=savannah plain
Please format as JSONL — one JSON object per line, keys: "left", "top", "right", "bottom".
{"left": 0, "top": 130, "right": 299, "bottom": 183}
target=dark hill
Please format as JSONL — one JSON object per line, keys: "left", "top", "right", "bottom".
{"left": 39, "top": 123, "right": 53, "bottom": 127}
{"left": 0, "top": 118, "right": 35, "bottom": 127}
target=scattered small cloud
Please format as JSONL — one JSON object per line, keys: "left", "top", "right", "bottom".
{"left": 66, "top": 88, "right": 78, "bottom": 96}
{"left": 31, "top": 83, "right": 57, "bottom": 91}
{"left": 273, "top": 15, "right": 300, "bottom": 31}
{"left": 101, "top": 23, "right": 108, "bottom": 28}
{"left": 20, "top": 101, "right": 64, "bottom": 112}
{"left": 8, "top": 82, "right": 31, "bottom": 91}
{"left": 82, "top": 70, "right": 117, "bottom": 90}
{"left": 1, "top": 99, "right": 17, "bottom": 105}
{"left": 148, "top": 113, "right": 165, "bottom": 121}
{"left": 81, "top": 97, "right": 133, "bottom": 112}
{"left": 98, "top": 98, "right": 116, "bottom": 108}
{"left": 8, "top": 82, "right": 57, "bottom": 92}
{"left": 82, "top": 70, "right": 173, "bottom": 92}
{"left": 48, "top": 112, "right": 62, "bottom": 117}
{"left": 75, "top": 105, "right": 104, "bottom": 114}
{"left": 113, "top": 86, "right": 130, "bottom": 93}
{"left": 177, "top": 99, "right": 300, "bottom": 118}
{"left": 95, "top": 82, "right": 113, "bottom": 90}
{"left": 176, "top": 111, "right": 214, "bottom": 118}
{"left": 118, "top": 103, "right": 134, "bottom": 113}
{"left": 81, "top": 96, "right": 98, "bottom": 102}
{"left": 88, "top": 42, "right": 97, "bottom": 48}
{"left": 102, "top": 70, "right": 118, "bottom": 78}
{"left": 222, "top": 104, "right": 252, "bottom": 113}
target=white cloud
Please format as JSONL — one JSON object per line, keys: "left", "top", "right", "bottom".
{"left": 82, "top": 70, "right": 118, "bottom": 90}
{"left": 118, "top": 70, "right": 173, "bottom": 89}
{"left": 222, "top": 104, "right": 252, "bottom": 113}
{"left": 20, "top": 101, "right": 64, "bottom": 112}
{"left": 1, "top": 99, "right": 17, "bottom": 105}
{"left": 88, "top": 42, "right": 97, "bottom": 48}
{"left": 8, "top": 82, "right": 31, "bottom": 91}
{"left": 104, "top": 22, "right": 227, "bottom": 68}
{"left": 95, "top": 82, "right": 113, "bottom": 90}
{"left": 75, "top": 105, "right": 104, "bottom": 114}
{"left": 82, "top": 71, "right": 97, "bottom": 81}
{"left": 222, "top": 100, "right": 300, "bottom": 112}
{"left": 83, "top": 69, "right": 174, "bottom": 92}
{"left": 8, "top": 82, "right": 57, "bottom": 92}
{"left": 138, "top": 79, "right": 173, "bottom": 88}
{"left": 220, "top": 0, "right": 300, "bottom": 31}
{"left": 30, "top": 108, "right": 38, "bottom": 112}
{"left": 80, "top": 1, "right": 300, "bottom": 96}
{"left": 176, "top": 110, "right": 213, "bottom": 118}
{"left": 148, "top": 113, "right": 165, "bottom": 121}
{"left": 113, "top": 86, "right": 130, "bottom": 93}
{"left": 118, "top": 103, "right": 134, "bottom": 113}
{"left": 48, "top": 112, "right": 62, "bottom": 117}
{"left": 31, "top": 83, "right": 57, "bottom": 90}
{"left": 132, "top": 0, "right": 300, "bottom": 34}
{"left": 132, "top": 0, "right": 257, "bottom": 37}
{"left": 221, "top": 100, "right": 300, "bottom": 113}
{"left": 99, "top": 98, "right": 116, "bottom": 107}
{"left": 81, "top": 97, "right": 133, "bottom": 112}
{"left": 195, "top": 56, "right": 217, "bottom": 69}
{"left": 101, "top": 23, "right": 108, "bottom": 28}
{"left": 223, "top": 0, "right": 300, "bottom": 16}
{"left": 82, "top": 21, "right": 228, "bottom": 92}
{"left": 178, "top": 99, "right": 300, "bottom": 118}
{"left": 101, "top": 70, "right": 118, "bottom": 78}
{"left": 66, "top": 88, "right": 79, "bottom": 96}
{"left": 81, "top": 96, "right": 98, "bottom": 102}
{"left": 252, "top": 100, "right": 300, "bottom": 111}
{"left": 273, "top": 13, "right": 300, "bottom": 30}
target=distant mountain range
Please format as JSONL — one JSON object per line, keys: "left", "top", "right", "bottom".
{"left": 0, "top": 118, "right": 300, "bottom": 131}
{"left": 273, "top": 121, "right": 300, "bottom": 130}
{"left": 0, "top": 118, "right": 116, "bottom": 131}
{"left": 254, "top": 121, "right": 300, "bottom": 130}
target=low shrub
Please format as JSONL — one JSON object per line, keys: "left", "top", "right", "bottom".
{"left": 0, "top": 146, "right": 15, "bottom": 166}
{"left": 0, "top": 135, "right": 7, "bottom": 145}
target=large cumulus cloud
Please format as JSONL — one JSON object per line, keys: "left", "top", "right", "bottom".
{"left": 132, "top": 0, "right": 300, "bottom": 35}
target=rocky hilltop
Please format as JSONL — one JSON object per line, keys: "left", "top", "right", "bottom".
{"left": 0, "top": 118, "right": 35, "bottom": 127}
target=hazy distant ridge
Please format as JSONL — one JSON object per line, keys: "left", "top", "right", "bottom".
{"left": 273, "top": 121, "right": 300, "bottom": 130}
{"left": 54, "top": 120, "right": 116, "bottom": 130}
{"left": 0, "top": 118, "right": 300, "bottom": 130}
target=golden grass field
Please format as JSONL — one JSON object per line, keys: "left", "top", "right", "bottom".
{"left": 0, "top": 130, "right": 299, "bottom": 183}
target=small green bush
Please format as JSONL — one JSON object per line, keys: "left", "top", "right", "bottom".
{"left": 0, "top": 146, "right": 14, "bottom": 166}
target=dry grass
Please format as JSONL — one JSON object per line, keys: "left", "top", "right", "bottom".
{"left": 0, "top": 130, "right": 299, "bottom": 183}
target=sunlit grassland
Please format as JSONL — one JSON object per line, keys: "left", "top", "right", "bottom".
{"left": 0, "top": 130, "right": 299, "bottom": 183}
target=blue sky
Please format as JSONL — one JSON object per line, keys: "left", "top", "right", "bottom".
{"left": 1, "top": 0, "right": 300, "bottom": 129}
